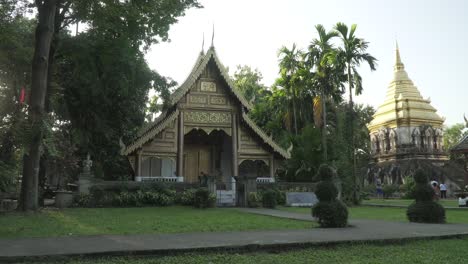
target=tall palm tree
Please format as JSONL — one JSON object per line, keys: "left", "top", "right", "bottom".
{"left": 278, "top": 44, "right": 302, "bottom": 135}
{"left": 306, "top": 24, "right": 343, "bottom": 161}
{"left": 334, "top": 23, "right": 377, "bottom": 106}
{"left": 334, "top": 22, "right": 377, "bottom": 204}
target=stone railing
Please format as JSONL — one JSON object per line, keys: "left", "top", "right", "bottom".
{"left": 256, "top": 177, "right": 275, "bottom": 183}
{"left": 135, "top": 176, "right": 184, "bottom": 183}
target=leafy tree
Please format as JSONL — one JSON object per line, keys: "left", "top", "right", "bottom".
{"left": 12, "top": 0, "right": 201, "bottom": 211}
{"left": 444, "top": 123, "right": 468, "bottom": 151}
{"left": 277, "top": 44, "right": 303, "bottom": 135}
{"left": 55, "top": 31, "right": 159, "bottom": 179}
{"left": 444, "top": 123, "right": 468, "bottom": 160}
{"left": 306, "top": 24, "right": 344, "bottom": 161}
{"left": 232, "top": 65, "right": 267, "bottom": 104}
{"left": 334, "top": 22, "right": 377, "bottom": 204}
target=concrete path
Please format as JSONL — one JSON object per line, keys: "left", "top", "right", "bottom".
{"left": 362, "top": 203, "right": 468, "bottom": 210}
{"left": 2, "top": 208, "right": 468, "bottom": 261}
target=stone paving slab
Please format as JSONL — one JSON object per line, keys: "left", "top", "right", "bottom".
{"left": 1, "top": 208, "right": 468, "bottom": 261}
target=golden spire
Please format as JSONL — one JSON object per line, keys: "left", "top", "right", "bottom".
{"left": 367, "top": 42, "right": 445, "bottom": 132}
{"left": 394, "top": 41, "right": 404, "bottom": 71}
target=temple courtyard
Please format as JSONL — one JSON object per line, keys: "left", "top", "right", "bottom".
{"left": 1, "top": 206, "right": 468, "bottom": 263}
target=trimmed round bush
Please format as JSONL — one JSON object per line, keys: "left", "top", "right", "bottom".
{"left": 406, "top": 169, "right": 445, "bottom": 223}
{"left": 407, "top": 201, "right": 445, "bottom": 223}
{"left": 262, "top": 189, "right": 277, "bottom": 208}
{"left": 312, "top": 200, "right": 348, "bottom": 228}
{"left": 413, "top": 185, "right": 434, "bottom": 202}
{"left": 316, "top": 164, "right": 335, "bottom": 181}
{"left": 315, "top": 181, "right": 338, "bottom": 202}
{"left": 413, "top": 169, "right": 427, "bottom": 184}
{"left": 194, "top": 187, "right": 216, "bottom": 208}
{"left": 312, "top": 164, "right": 348, "bottom": 228}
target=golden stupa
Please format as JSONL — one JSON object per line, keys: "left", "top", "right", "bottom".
{"left": 367, "top": 43, "right": 447, "bottom": 163}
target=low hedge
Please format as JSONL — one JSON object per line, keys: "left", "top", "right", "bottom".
{"left": 262, "top": 189, "right": 277, "bottom": 208}
{"left": 74, "top": 185, "right": 213, "bottom": 208}
{"left": 193, "top": 187, "right": 216, "bottom": 208}
{"left": 247, "top": 192, "right": 261, "bottom": 208}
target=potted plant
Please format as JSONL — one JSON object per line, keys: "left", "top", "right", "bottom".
{"left": 54, "top": 173, "right": 74, "bottom": 208}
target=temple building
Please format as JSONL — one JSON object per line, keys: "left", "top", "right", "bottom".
{"left": 366, "top": 44, "right": 464, "bottom": 190}
{"left": 122, "top": 45, "right": 289, "bottom": 190}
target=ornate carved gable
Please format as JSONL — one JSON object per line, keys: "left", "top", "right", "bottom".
{"left": 122, "top": 47, "right": 289, "bottom": 160}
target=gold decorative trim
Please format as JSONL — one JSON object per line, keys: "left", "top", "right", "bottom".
{"left": 200, "top": 81, "right": 216, "bottom": 92}
{"left": 210, "top": 96, "right": 227, "bottom": 105}
{"left": 184, "top": 111, "right": 231, "bottom": 124}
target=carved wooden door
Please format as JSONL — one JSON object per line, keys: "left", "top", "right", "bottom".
{"left": 198, "top": 147, "right": 211, "bottom": 176}
{"left": 184, "top": 145, "right": 211, "bottom": 183}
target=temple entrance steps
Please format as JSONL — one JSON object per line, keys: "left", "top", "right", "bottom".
{"left": 216, "top": 190, "right": 236, "bottom": 207}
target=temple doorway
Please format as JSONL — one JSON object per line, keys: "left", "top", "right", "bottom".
{"left": 183, "top": 129, "right": 233, "bottom": 187}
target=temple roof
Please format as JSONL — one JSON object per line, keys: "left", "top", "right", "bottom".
{"left": 451, "top": 134, "right": 468, "bottom": 153}
{"left": 122, "top": 46, "right": 289, "bottom": 159}
{"left": 367, "top": 44, "right": 445, "bottom": 132}
{"left": 169, "top": 46, "right": 252, "bottom": 110}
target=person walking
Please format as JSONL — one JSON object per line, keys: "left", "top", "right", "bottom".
{"left": 440, "top": 183, "right": 447, "bottom": 199}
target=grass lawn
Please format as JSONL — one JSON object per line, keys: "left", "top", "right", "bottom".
{"left": 18, "top": 237, "right": 468, "bottom": 264}
{"left": 279, "top": 206, "right": 468, "bottom": 223}
{"left": 0, "top": 206, "right": 313, "bottom": 239}
{"left": 362, "top": 198, "right": 459, "bottom": 207}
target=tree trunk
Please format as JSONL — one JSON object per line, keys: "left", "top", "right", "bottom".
{"left": 292, "top": 94, "right": 298, "bottom": 135}
{"left": 347, "top": 63, "right": 358, "bottom": 204}
{"left": 321, "top": 90, "right": 327, "bottom": 161}
{"left": 19, "top": 0, "right": 57, "bottom": 211}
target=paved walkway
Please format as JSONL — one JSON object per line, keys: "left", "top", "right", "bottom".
{"left": 362, "top": 203, "right": 468, "bottom": 210}
{"left": 1, "top": 208, "right": 468, "bottom": 261}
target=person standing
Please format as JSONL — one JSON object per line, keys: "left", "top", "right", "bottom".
{"left": 432, "top": 182, "right": 440, "bottom": 200}
{"left": 440, "top": 183, "right": 447, "bottom": 199}
{"left": 376, "top": 179, "right": 383, "bottom": 199}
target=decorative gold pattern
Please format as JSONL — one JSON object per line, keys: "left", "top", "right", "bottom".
{"left": 201, "top": 81, "right": 216, "bottom": 92}
{"left": 189, "top": 95, "right": 207, "bottom": 104}
{"left": 210, "top": 96, "right": 227, "bottom": 105}
{"left": 184, "top": 111, "right": 231, "bottom": 124}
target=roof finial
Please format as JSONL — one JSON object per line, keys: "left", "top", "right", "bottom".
{"left": 211, "top": 23, "right": 215, "bottom": 47}
{"left": 201, "top": 32, "right": 205, "bottom": 53}
{"left": 394, "top": 40, "right": 404, "bottom": 71}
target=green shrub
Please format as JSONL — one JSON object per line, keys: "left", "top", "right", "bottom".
{"left": 406, "top": 169, "right": 445, "bottom": 223}
{"left": 116, "top": 191, "right": 138, "bottom": 207}
{"left": 194, "top": 187, "right": 216, "bottom": 208}
{"left": 176, "top": 188, "right": 197, "bottom": 205}
{"left": 413, "top": 185, "right": 434, "bottom": 202}
{"left": 247, "top": 192, "right": 261, "bottom": 208}
{"left": 360, "top": 184, "right": 376, "bottom": 200}
{"left": 0, "top": 161, "right": 16, "bottom": 193}
{"left": 382, "top": 184, "right": 399, "bottom": 199}
{"left": 262, "top": 189, "right": 277, "bottom": 208}
{"left": 73, "top": 193, "right": 93, "bottom": 207}
{"left": 312, "top": 164, "right": 348, "bottom": 228}
{"left": 316, "top": 164, "right": 334, "bottom": 181}
{"left": 413, "top": 169, "right": 427, "bottom": 184}
{"left": 401, "top": 176, "right": 416, "bottom": 199}
{"left": 315, "top": 181, "right": 338, "bottom": 202}
{"left": 274, "top": 189, "right": 286, "bottom": 205}
{"left": 407, "top": 201, "right": 445, "bottom": 223}
{"left": 312, "top": 200, "right": 348, "bottom": 228}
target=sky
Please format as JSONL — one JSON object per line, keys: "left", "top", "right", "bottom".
{"left": 146, "top": 0, "right": 468, "bottom": 126}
